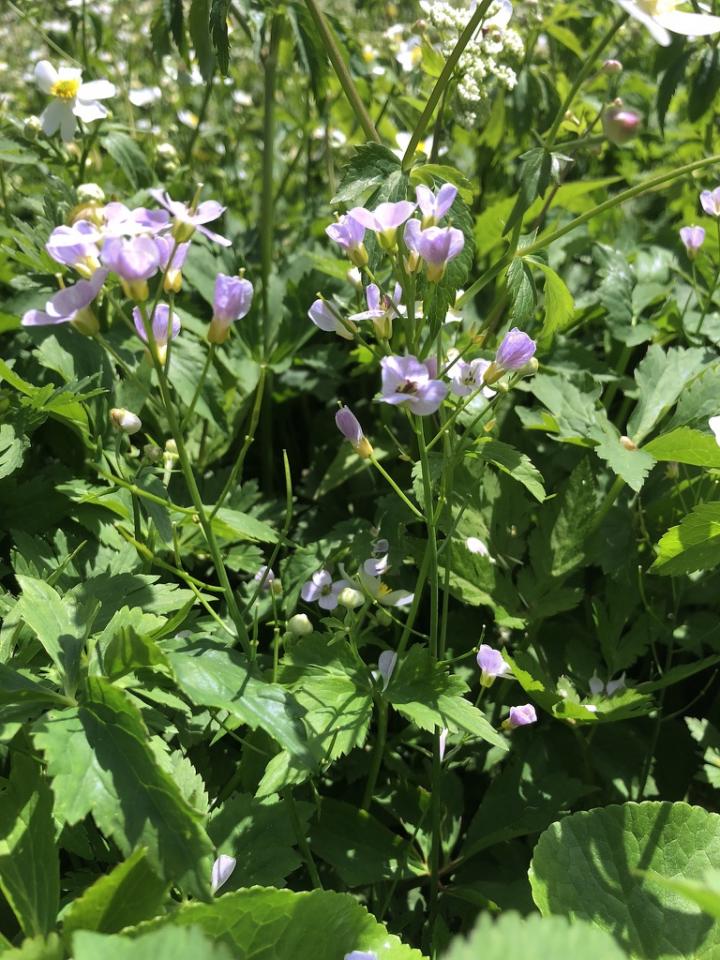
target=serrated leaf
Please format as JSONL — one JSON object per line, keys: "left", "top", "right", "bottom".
{"left": 644, "top": 427, "right": 720, "bottom": 469}
{"left": 504, "top": 147, "right": 551, "bottom": 235}
{"left": 532, "top": 261, "right": 575, "bottom": 348}
{"left": 472, "top": 438, "right": 546, "bottom": 502}
{"left": 627, "top": 345, "right": 707, "bottom": 445}
{"left": 0, "top": 423, "right": 29, "bottom": 479}
{"left": 643, "top": 869, "right": 720, "bottom": 921}
{"left": 73, "top": 926, "right": 234, "bottom": 960}
{"left": 14, "top": 575, "right": 83, "bottom": 694}
{"left": 210, "top": 0, "right": 231, "bottom": 75}
{"left": 189, "top": 0, "right": 214, "bottom": 80}
{"left": 530, "top": 802, "right": 720, "bottom": 959}
{"left": 688, "top": 47, "right": 720, "bottom": 122}
{"left": 332, "top": 143, "right": 402, "bottom": 206}
{"left": 506, "top": 257, "right": 537, "bottom": 324}
{"left": 651, "top": 502, "right": 720, "bottom": 576}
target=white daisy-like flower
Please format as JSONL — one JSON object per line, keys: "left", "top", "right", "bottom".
{"left": 35, "top": 60, "right": 115, "bottom": 142}
{"left": 615, "top": 0, "right": 720, "bottom": 46}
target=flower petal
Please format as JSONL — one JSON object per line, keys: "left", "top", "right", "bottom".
{"left": 73, "top": 99, "right": 107, "bottom": 123}
{"left": 79, "top": 79, "right": 116, "bottom": 100}
{"left": 35, "top": 60, "right": 58, "bottom": 93}
{"left": 656, "top": 9, "right": 720, "bottom": 35}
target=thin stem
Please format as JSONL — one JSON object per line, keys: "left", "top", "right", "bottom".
{"left": 181, "top": 344, "right": 215, "bottom": 430}
{"left": 361, "top": 697, "right": 388, "bottom": 810}
{"left": 544, "top": 13, "right": 628, "bottom": 151}
{"left": 285, "top": 792, "right": 323, "bottom": 889}
{"left": 0, "top": 166, "right": 10, "bottom": 227}
{"left": 184, "top": 73, "right": 215, "bottom": 166}
{"left": 401, "top": 0, "right": 494, "bottom": 172}
{"left": 303, "top": 0, "right": 380, "bottom": 143}
{"left": 261, "top": 17, "right": 283, "bottom": 356}
{"left": 696, "top": 219, "right": 720, "bottom": 334}
{"left": 370, "top": 456, "right": 424, "bottom": 520}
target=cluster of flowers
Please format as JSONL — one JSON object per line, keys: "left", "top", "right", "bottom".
{"left": 300, "top": 538, "right": 414, "bottom": 612}
{"left": 419, "top": 0, "right": 524, "bottom": 125}
{"left": 22, "top": 186, "right": 254, "bottom": 361}
{"left": 678, "top": 184, "right": 720, "bottom": 261}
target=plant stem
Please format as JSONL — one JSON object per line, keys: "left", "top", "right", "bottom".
{"left": 370, "top": 456, "right": 424, "bottom": 520}
{"left": 180, "top": 343, "right": 215, "bottom": 429}
{"left": 184, "top": 72, "right": 215, "bottom": 166}
{"left": 304, "top": 0, "right": 380, "bottom": 143}
{"left": 285, "top": 791, "right": 323, "bottom": 889}
{"left": 361, "top": 697, "right": 388, "bottom": 810}
{"left": 544, "top": 13, "right": 627, "bottom": 150}
{"left": 401, "top": 0, "right": 494, "bottom": 172}
{"left": 696, "top": 218, "right": 720, "bottom": 334}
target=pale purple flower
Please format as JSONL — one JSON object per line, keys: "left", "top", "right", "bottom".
{"left": 701, "top": 187, "right": 720, "bottom": 218}
{"left": 101, "top": 235, "right": 162, "bottom": 300}
{"left": 403, "top": 219, "right": 422, "bottom": 271}
{"left": 211, "top": 854, "right": 236, "bottom": 894}
{"left": 349, "top": 283, "right": 403, "bottom": 338}
{"left": 379, "top": 355, "right": 448, "bottom": 416}
{"left": 149, "top": 189, "right": 231, "bottom": 246}
{"left": 46, "top": 220, "right": 101, "bottom": 276}
{"left": 326, "top": 214, "right": 368, "bottom": 267}
{"left": 415, "top": 226, "right": 465, "bottom": 282}
{"left": 154, "top": 236, "right": 190, "bottom": 293}
{"left": 495, "top": 328, "right": 536, "bottom": 371}
{"left": 416, "top": 183, "right": 457, "bottom": 226}
{"left": 450, "top": 358, "right": 495, "bottom": 398}
{"left": 132, "top": 303, "right": 181, "bottom": 362}
{"left": 506, "top": 704, "right": 537, "bottom": 729}
{"left": 363, "top": 551, "right": 390, "bottom": 577}
{"left": 680, "top": 225, "right": 705, "bottom": 259}
{"left": 477, "top": 643, "right": 510, "bottom": 687}
{"left": 335, "top": 405, "right": 372, "bottom": 458}
{"left": 301, "top": 569, "right": 349, "bottom": 611}
{"left": 102, "top": 202, "right": 169, "bottom": 238}
{"left": 345, "top": 953, "right": 377, "bottom": 960}
{"left": 209, "top": 273, "right": 254, "bottom": 343}
{"left": 308, "top": 298, "right": 357, "bottom": 340}
{"left": 378, "top": 650, "right": 397, "bottom": 689}
{"left": 22, "top": 267, "right": 108, "bottom": 333}
{"left": 349, "top": 201, "right": 416, "bottom": 248}
{"left": 254, "top": 566, "right": 275, "bottom": 590}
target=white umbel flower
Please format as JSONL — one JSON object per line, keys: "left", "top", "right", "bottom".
{"left": 35, "top": 60, "right": 115, "bottom": 141}
{"left": 615, "top": 0, "right": 720, "bottom": 46}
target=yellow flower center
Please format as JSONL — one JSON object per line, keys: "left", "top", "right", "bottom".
{"left": 51, "top": 78, "right": 80, "bottom": 100}
{"left": 376, "top": 582, "right": 392, "bottom": 598}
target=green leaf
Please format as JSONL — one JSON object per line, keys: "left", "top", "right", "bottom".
{"left": 506, "top": 258, "right": 537, "bottom": 325}
{"left": 548, "top": 457, "right": 597, "bottom": 577}
{"left": 651, "top": 502, "right": 720, "bottom": 576}
{"left": 532, "top": 261, "right": 575, "bottom": 349}
{"left": 101, "top": 132, "right": 153, "bottom": 190}
{"left": 0, "top": 754, "right": 59, "bottom": 937}
{"left": 122, "top": 888, "right": 423, "bottom": 960}
{"left": 387, "top": 647, "right": 508, "bottom": 750}
{"left": 472, "top": 439, "right": 546, "bottom": 502}
{"left": 166, "top": 637, "right": 314, "bottom": 763}
{"left": 0, "top": 423, "right": 29, "bottom": 479}
{"left": 530, "top": 801, "right": 720, "bottom": 959}
{"left": 209, "top": 507, "right": 279, "bottom": 543}
{"left": 14, "top": 575, "right": 83, "bottom": 694}
{"left": 443, "top": 912, "right": 627, "bottom": 960}
{"left": 0, "top": 935, "right": 64, "bottom": 960}
{"left": 99, "top": 619, "right": 171, "bottom": 681}
{"left": 33, "top": 677, "right": 213, "bottom": 897}
{"left": 644, "top": 427, "right": 720, "bottom": 469}
{"left": 688, "top": 47, "right": 720, "bottom": 122}
{"left": 310, "top": 798, "right": 425, "bottom": 887}
{"left": 642, "top": 868, "right": 720, "bottom": 921}
{"left": 210, "top": 0, "right": 231, "bottom": 75}
{"left": 332, "top": 143, "right": 402, "bottom": 206}
{"left": 627, "top": 345, "right": 707, "bottom": 445}
{"left": 504, "top": 147, "right": 551, "bottom": 235}
{"left": 0, "top": 664, "right": 71, "bottom": 708}
{"left": 189, "top": 0, "right": 214, "bottom": 80}
{"left": 62, "top": 849, "right": 169, "bottom": 938}
{"left": 73, "top": 926, "right": 234, "bottom": 960}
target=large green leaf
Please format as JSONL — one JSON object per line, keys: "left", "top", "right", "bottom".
{"left": 644, "top": 427, "right": 720, "bottom": 469}
{"left": 387, "top": 647, "right": 507, "bottom": 750}
{"left": 73, "top": 926, "right": 234, "bottom": 960}
{"left": 0, "top": 754, "right": 59, "bottom": 937}
{"left": 530, "top": 801, "right": 720, "bottom": 959}
{"left": 33, "top": 677, "right": 213, "bottom": 897}
{"left": 62, "top": 849, "right": 169, "bottom": 938}
{"left": 650, "top": 503, "right": 720, "bottom": 576}
{"left": 123, "top": 887, "right": 423, "bottom": 960}
{"left": 14, "top": 575, "right": 83, "bottom": 694}
{"left": 471, "top": 439, "right": 546, "bottom": 502}
{"left": 627, "top": 346, "right": 707, "bottom": 444}
{"left": 443, "top": 911, "right": 627, "bottom": 960}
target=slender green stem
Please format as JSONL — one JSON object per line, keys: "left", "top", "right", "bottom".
{"left": 361, "top": 697, "right": 388, "bottom": 810}
{"left": 370, "top": 456, "right": 424, "bottom": 520}
{"left": 696, "top": 219, "right": 720, "bottom": 334}
{"left": 401, "top": 0, "right": 494, "bottom": 172}
{"left": 285, "top": 792, "right": 323, "bottom": 889}
{"left": 0, "top": 166, "right": 10, "bottom": 227}
{"left": 184, "top": 72, "right": 215, "bottom": 166}
{"left": 544, "top": 13, "right": 627, "bottom": 150}
{"left": 76, "top": 121, "right": 102, "bottom": 187}
{"left": 261, "top": 17, "right": 283, "bottom": 355}
{"left": 181, "top": 344, "right": 215, "bottom": 430}
{"left": 304, "top": 0, "right": 380, "bottom": 143}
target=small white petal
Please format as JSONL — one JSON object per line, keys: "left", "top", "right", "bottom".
{"left": 709, "top": 415, "right": 720, "bottom": 446}
{"left": 656, "top": 10, "right": 720, "bottom": 35}
{"left": 40, "top": 101, "right": 65, "bottom": 136}
{"left": 35, "top": 60, "right": 58, "bottom": 93}
{"left": 59, "top": 106, "right": 77, "bottom": 142}
{"left": 79, "top": 78, "right": 116, "bottom": 100}
{"left": 211, "top": 854, "right": 236, "bottom": 893}
{"left": 73, "top": 99, "right": 107, "bottom": 123}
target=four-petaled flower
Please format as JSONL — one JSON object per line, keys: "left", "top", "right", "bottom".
{"left": 379, "top": 355, "right": 448, "bottom": 416}
{"left": 614, "top": 0, "right": 720, "bottom": 47}
{"left": 680, "top": 225, "right": 705, "bottom": 259}
{"left": 349, "top": 283, "right": 403, "bottom": 339}
{"left": 301, "top": 569, "right": 349, "bottom": 611}
{"left": 22, "top": 267, "right": 108, "bottom": 335}
{"left": 46, "top": 220, "right": 101, "bottom": 277}
{"left": 700, "top": 187, "right": 720, "bottom": 218}
{"left": 308, "top": 298, "right": 357, "bottom": 340}
{"left": 326, "top": 214, "right": 368, "bottom": 267}
{"left": 35, "top": 60, "right": 115, "bottom": 142}
{"left": 449, "top": 358, "right": 495, "bottom": 398}
{"left": 149, "top": 189, "right": 231, "bottom": 246}
{"left": 209, "top": 273, "right": 254, "bottom": 343}
{"left": 101, "top": 235, "right": 162, "bottom": 301}
{"left": 350, "top": 201, "right": 416, "bottom": 250}
{"left": 477, "top": 643, "right": 510, "bottom": 688}
{"left": 132, "top": 303, "right": 181, "bottom": 364}
{"left": 415, "top": 226, "right": 465, "bottom": 282}
{"left": 358, "top": 569, "right": 414, "bottom": 607}
{"left": 415, "top": 183, "right": 457, "bottom": 228}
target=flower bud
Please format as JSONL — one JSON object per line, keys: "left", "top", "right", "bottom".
{"left": 23, "top": 115, "right": 42, "bottom": 140}
{"left": 338, "top": 586, "right": 364, "bottom": 609}
{"left": 375, "top": 608, "right": 392, "bottom": 626}
{"left": 287, "top": 613, "right": 313, "bottom": 636}
{"left": 165, "top": 439, "right": 178, "bottom": 456}
{"left": 110, "top": 407, "right": 142, "bottom": 435}
{"left": 502, "top": 703, "right": 538, "bottom": 730}
{"left": 144, "top": 443, "right": 163, "bottom": 462}
{"left": 346, "top": 267, "right": 363, "bottom": 290}
{"left": 603, "top": 59, "right": 623, "bottom": 74}
{"left": 335, "top": 406, "right": 373, "bottom": 459}
{"left": 77, "top": 182, "right": 105, "bottom": 204}
{"left": 602, "top": 101, "right": 641, "bottom": 145}
{"left": 211, "top": 854, "right": 236, "bottom": 894}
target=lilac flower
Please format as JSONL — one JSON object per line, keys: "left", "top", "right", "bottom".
{"left": 211, "top": 854, "right": 236, "bottom": 894}
{"left": 344, "top": 953, "right": 377, "bottom": 960}
{"left": 710, "top": 416, "right": 720, "bottom": 446}
{"left": 301, "top": 569, "right": 349, "bottom": 611}
{"left": 416, "top": 226, "right": 465, "bottom": 282}
{"left": 132, "top": 303, "right": 181, "bottom": 363}
{"left": 102, "top": 202, "right": 169, "bottom": 238}
{"left": 403, "top": 219, "right": 423, "bottom": 272}
{"left": 378, "top": 650, "right": 397, "bottom": 689}
{"left": 149, "top": 189, "right": 231, "bottom": 246}
{"left": 209, "top": 273, "right": 254, "bottom": 344}
{"left": 326, "top": 214, "right": 368, "bottom": 267}
{"left": 46, "top": 220, "right": 101, "bottom": 276}
{"left": 349, "top": 283, "right": 403, "bottom": 339}
{"left": 416, "top": 183, "right": 457, "bottom": 227}
{"left": 335, "top": 406, "right": 373, "bottom": 459}
{"left": 101, "top": 235, "right": 162, "bottom": 301}
{"left": 358, "top": 570, "right": 413, "bottom": 607}
{"left": 363, "top": 551, "right": 390, "bottom": 577}
{"left": 349, "top": 201, "right": 416, "bottom": 250}
{"left": 602, "top": 103, "right": 641, "bottom": 145}
{"left": 254, "top": 566, "right": 275, "bottom": 591}
{"left": 308, "top": 298, "right": 357, "bottom": 340}
{"left": 154, "top": 236, "right": 190, "bottom": 293}
{"left": 505, "top": 704, "right": 537, "bottom": 729}
{"left": 450, "top": 358, "right": 495, "bottom": 398}
{"left": 379, "top": 355, "right": 448, "bottom": 416}
{"left": 605, "top": 673, "right": 626, "bottom": 697}
{"left": 680, "top": 225, "right": 705, "bottom": 260}
{"left": 701, "top": 187, "right": 720, "bottom": 218}
{"left": 21, "top": 267, "right": 108, "bottom": 334}
{"left": 477, "top": 643, "right": 510, "bottom": 688}
{"left": 483, "top": 328, "right": 537, "bottom": 384}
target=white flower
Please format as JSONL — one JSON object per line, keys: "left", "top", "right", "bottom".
{"left": 35, "top": 60, "right": 115, "bottom": 142}
{"left": 615, "top": 0, "right": 720, "bottom": 46}
{"left": 709, "top": 416, "right": 720, "bottom": 446}
{"left": 211, "top": 854, "right": 236, "bottom": 894}
{"left": 358, "top": 570, "right": 414, "bottom": 608}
